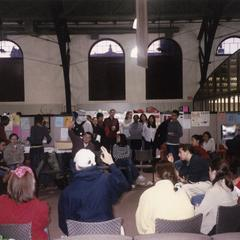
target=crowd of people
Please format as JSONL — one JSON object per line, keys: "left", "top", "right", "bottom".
{"left": 0, "top": 110, "right": 239, "bottom": 239}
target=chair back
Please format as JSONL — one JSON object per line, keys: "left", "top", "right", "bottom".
{"left": 216, "top": 205, "right": 240, "bottom": 233}
{"left": 54, "top": 234, "right": 132, "bottom": 240}
{"left": 155, "top": 214, "right": 203, "bottom": 233}
{"left": 135, "top": 150, "right": 152, "bottom": 164}
{"left": 134, "top": 233, "right": 211, "bottom": 240}
{"left": 67, "top": 218, "right": 122, "bottom": 236}
{"left": 0, "top": 223, "right": 31, "bottom": 240}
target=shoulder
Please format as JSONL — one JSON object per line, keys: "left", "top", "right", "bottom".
{"left": 32, "top": 198, "right": 49, "bottom": 210}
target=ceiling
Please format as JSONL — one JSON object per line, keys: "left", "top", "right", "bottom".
{"left": 0, "top": 0, "right": 240, "bottom": 35}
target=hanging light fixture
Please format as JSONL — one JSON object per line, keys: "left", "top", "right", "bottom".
{"left": 132, "top": 18, "right": 137, "bottom": 29}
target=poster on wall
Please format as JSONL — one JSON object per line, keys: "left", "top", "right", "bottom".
{"left": 226, "top": 113, "right": 236, "bottom": 125}
{"left": 191, "top": 111, "right": 210, "bottom": 127}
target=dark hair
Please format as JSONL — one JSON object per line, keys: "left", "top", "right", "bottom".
{"left": 34, "top": 114, "right": 43, "bottom": 125}
{"left": 212, "top": 162, "right": 234, "bottom": 191}
{"left": 192, "top": 134, "right": 203, "bottom": 145}
{"left": 0, "top": 116, "right": 10, "bottom": 126}
{"left": 179, "top": 144, "right": 194, "bottom": 154}
{"left": 117, "top": 133, "right": 127, "bottom": 147}
{"left": 203, "top": 131, "right": 212, "bottom": 139}
{"left": 172, "top": 110, "right": 180, "bottom": 117}
{"left": 133, "top": 115, "right": 139, "bottom": 121}
{"left": 7, "top": 172, "right": 35, "bottom": 203}
{"left": 139, "top": 113, "right": 147, "bottom": 123}
{"left": 125, "top": 111, "right": 132, "bottom": 120}
{"left": 84, "top": 132, "right": 93, "bottom": 139}
{"left": 156, "top": 162, "right": 178, "bottom": 185}
{"left": 9, "top": 133, "right": 19, "bottom": 140}
{"left": 96, "top": 112, "right": 103, "bottom": 119}
{"left": 147, "top": 115, "right": 156, "bottom": 128}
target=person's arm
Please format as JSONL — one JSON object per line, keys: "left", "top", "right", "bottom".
{"left": 3, "top": 146, "right": 12, "bottom": 165}
{"left": 115, "top": 119, "right": 119, "bottom": 132}
{"left": 177, "top": 122, "right": 183, "bottom": 138}
{"left": 100, "top": 146, "right": 129, "bottom": 203}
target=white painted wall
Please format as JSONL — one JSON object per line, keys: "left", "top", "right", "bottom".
{"left": 0, "top": 22, "right": 237, "bottom": 114}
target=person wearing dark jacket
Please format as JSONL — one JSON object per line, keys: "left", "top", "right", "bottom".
{"left": 166, "top": 110, "right": 183, "bottom": 161}
{"left": 178, "top": 144, "right": 209, "bottom": 183}
{"left": 0, "top": 115, "right": 10, "bottom": 145}
{"left": 58, "top": 146, "right": 129, "bottom": 235}
{"left": 28, "top": 115, "right": 52, "bottom": 175}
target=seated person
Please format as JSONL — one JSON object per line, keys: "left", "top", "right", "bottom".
{"left": 195, "top": 162, "right": 238, "bottom": 235}
{"left": 0, "top": 166, "right": 49, "bottom": 240}
{"left": 202, "top": 131, "right": 216, "bottom": 153}
{"left": 191, "top": 134, "right": 209, "bottom": 160}
{"left": 112, "top": 133, "right": 139, "bottom": 188}
{"left": 178, "top": 144, "right": 209, "bottom": 183}
{"left": 58, "top": 147, "right": 129, "bottom": 235}
{"left": 4, "top": 133, "right": 24, "bottom": 169}
{"left": 135, "top": 162, "right": 194, "bottom": 234}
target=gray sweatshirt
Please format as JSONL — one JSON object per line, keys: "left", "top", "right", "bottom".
{"left": 166, "top": 120, "right": 183, "bottom": 144}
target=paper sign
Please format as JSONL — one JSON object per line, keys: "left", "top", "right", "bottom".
{"left": 60, "top": 128, "right": 69, "bottom": 141}
{"left": 55, "top": 117, "right": 64, "bottom": 128}
{"left": 21, "top": 117, "right": 30, "bottom": 130}
{"left": 64, "top": 116, "right": 73, "bottom": 128}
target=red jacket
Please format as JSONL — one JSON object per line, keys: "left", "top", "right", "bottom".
{"left": 0, "top": 195, "right": 49, "bottom": 240}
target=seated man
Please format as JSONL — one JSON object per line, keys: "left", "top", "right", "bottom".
{"left": 58, "top": 147, "right": 129, "bottom": 235}
{"left": 178, "top": 144, "right": 209, "bottom": 183}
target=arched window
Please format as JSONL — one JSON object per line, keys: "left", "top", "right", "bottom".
{"left": 0, "top": 40, "right": 24, "bottom": 101}
{"left": 216, "top": 36, "right": 240, "bottom": 55}
{"left": 89, "top": 39, "right": 125, "bottom": 100}
{"left": 146, "top": 38, "right": 182, "bottom": 99}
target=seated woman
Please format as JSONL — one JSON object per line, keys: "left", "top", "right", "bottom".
{"left": 191, "top": 134, "right": 209, "bottom": 160}
{"left": 0, "top": 166, "right": 49, "bottom": 240}
{"left": 195, "top": 162, "right": 238, "bottom": 235}
{"left": 136, "top": 162, "right": 194, "bottom": 234}
{"left": 112, "top": 133, "right": 138, "bottom": 188}
{"left": 202, "top": 131, "right": 216, "bottom": 154}
{"left": 4, "top": 133, "right": 24, "bottom": 169}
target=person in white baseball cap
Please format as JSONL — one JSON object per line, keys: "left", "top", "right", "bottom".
{"left": 58, "top": 146, "right": 129, "bottom": 235}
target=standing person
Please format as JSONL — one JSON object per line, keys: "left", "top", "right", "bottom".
{"left": 95, "top": 112, "right": 106, "bottom": 146}
{"left": 58, "top": 147, "right": 129, "bottom": 235}
{"left": 142, "top": 115, "right": 157, "bottom": 151}
{"left": 4, "top": 133, "right": 24, "bottom": 169}
{"left": 120, "top": 111, "right": 132, "bottom": 143}
{"left": 166, "top": 110, "right": 183, "bottom": 161}
{"left": 82, "top": 115, "right": 93, "bottom": 134}
{"left": 28, "top": 115, "right": 52, "bottom": 175}
{"left": 0, "top": 115, "right": 10, "bottom": 145}
{"left": 139, "top": 113, "right": 148, "bottom": 126}
{"left": 0, "top": 166, "right": 49, "bottom": 240}
{"left": 136, "top": 162, "right": 194, "bottom": 234}
{"left": 202, "top": 131, "right": 216, "bottom": 153}
{"left": 103, "top": 109, "right": 119, "bottom": 152}
{"left": 129, "top": 115, "right": 143, "bottom": 162}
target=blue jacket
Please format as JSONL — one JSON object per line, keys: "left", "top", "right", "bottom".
{"left": 58, "top": 164, "right": 129, "bottom": 235}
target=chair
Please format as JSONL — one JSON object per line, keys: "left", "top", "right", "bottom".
{"left": 135, "top": 149, "right": 154, "bottom": 183}
{"left": 212, "top": 232, "right": 240, "bottom": 240}
{"left": 66, "top": 217, "right": 122, "bottom": 236}
{"left": 54, "top": 234, "right": 132, "bottom": 240}
{"left": 216, "top": 205, "right": 240, "bottom": 233}
{"left": 134, "top": 233, "right": 211, "bottom": 240}
{"left": 155, "top": 214, "right": 203, "bottom": 234}
{"left": 0, "top": 223, "right": 31, "bottom": 240}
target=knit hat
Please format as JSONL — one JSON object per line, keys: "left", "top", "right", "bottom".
{"left": 74, "top": 149, "right": 96, "bottom": 169}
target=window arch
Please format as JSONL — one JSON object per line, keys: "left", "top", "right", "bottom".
{"left": 88, "top": 39, "right": 125, "bottom": 100}
{"left": 0, "top": 40, "right": 24, "bottom": 101}
{"left": 216, "top": 36, "right": 240, "bottom": 55}
{"left": 146, "top": 38, "right": 182, "bottom": 99}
